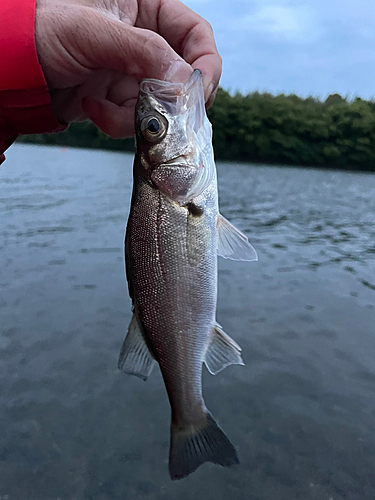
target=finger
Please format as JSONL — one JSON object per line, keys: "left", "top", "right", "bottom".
{"left": 192, "top": 55, "right": 221, "bottom": 106}
{"left": 105, "top": 74, "right": 140, "bottom": 106}
{"left": 205, "top": 81, "right": 219, "bottom": 110}
{"left": 71, "top": 8, "right": 193, "bottom": 83}
{"left": 137, "top": 0, "right": 222, "bottom": 103}
{"left": 82, "top": 96, "right": 135, "bottom": 138}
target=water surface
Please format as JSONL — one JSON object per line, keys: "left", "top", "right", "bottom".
{"left": 1, "top": 145, "right": 375, "bottom": 500}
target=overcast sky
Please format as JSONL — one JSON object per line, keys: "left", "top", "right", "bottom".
{"left": 184, "top": 0, "right": 375, "bottom": 99}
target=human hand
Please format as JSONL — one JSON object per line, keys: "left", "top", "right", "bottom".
{"left": 35, "top": 0, "right": 222, "bottom": 138}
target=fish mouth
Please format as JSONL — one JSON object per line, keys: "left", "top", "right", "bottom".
{"left": 159, "top": 155, "right": 196, "bottom": 169}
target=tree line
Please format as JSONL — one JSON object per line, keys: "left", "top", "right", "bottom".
{"left": 17, "top": 89, "right": 375, "bottom": 171}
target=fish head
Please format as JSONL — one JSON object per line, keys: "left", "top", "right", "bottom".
{"left": 135, "top": 69, "right": 215, "bottom": 204}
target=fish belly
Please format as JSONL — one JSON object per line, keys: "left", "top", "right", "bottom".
{"left": 127, "top": 179, "right": 216, "bottom": 423}
{"left": 124, "top": 176, "right": 239, "bottom": 479}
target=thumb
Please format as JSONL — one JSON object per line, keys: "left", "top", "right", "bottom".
{"left": 75, "top": 8, "right": 193, "bottom": 83}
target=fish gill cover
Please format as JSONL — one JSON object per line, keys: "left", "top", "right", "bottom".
{"left": 138, "top": 69, "right": 216, "bottom": 202}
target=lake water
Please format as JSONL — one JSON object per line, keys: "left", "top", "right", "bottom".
{"left": 1, "top": 144, "right": 375, "bottom": 500}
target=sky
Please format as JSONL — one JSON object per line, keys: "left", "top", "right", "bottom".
{"left": 183, "top": 0, "right": 375, "bottom": 99}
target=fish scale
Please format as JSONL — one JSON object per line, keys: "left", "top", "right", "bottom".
{"left": 119, "top": 69, "right": 257, "bottom": 479}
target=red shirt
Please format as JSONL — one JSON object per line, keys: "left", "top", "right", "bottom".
{"left": 0, "top": 0, "right": 63, "bottom": 164}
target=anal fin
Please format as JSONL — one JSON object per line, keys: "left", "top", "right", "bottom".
{"left": 118, "top": 313, "right": 156, "bottom": 381}
{"left": 217, "top": 214, "right": 258, "bottom": 261}
{"left": 204, "top": 323, "right": 244, "bottom": 375}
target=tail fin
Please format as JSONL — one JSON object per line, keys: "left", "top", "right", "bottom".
{"left": 169, "top": 413, "right": 239, "bottom": 480}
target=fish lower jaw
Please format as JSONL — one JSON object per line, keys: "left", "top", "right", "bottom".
{"left": 159, "top": 160, "right": 196, "bottom": 170}
{"left": 150, "top": 163, "right": 197, "bottom": 203}
{"left": 159, "top": 150, "right": 197, "bottom": 167}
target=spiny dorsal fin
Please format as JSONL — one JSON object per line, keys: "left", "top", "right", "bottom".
{"left": 118, "top": 313, "right": 156, "bottom": 381}
{"left": 204, "top": 323, "right": 244, "bottom": 375}
{"left": 217, "top": 214, "right": 258, "bottom": 261}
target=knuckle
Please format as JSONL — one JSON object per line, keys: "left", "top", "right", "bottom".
{"left": 202, "top": 19, "right": 214, "bottom": 37}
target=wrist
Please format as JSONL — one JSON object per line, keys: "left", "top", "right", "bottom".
{"left": 0, "top": 0, "right": 64, "bottom": 135}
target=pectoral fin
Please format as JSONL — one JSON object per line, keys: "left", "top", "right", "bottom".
{"left": 118, "top": 313, "right": 156, "bottom": 381}
{"left": 204, "top": 323, "right": 244, "bottom": 375}
{"left": 217, "top": 214, "right": 258, "bottom": 261}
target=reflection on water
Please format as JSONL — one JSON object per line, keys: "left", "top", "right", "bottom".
{"left": 1, "top": 145, "right": 375, "bottom": 499}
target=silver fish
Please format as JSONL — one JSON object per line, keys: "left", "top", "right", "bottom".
{"left": 119, "top": 70, "right": 257, "bottom": 480}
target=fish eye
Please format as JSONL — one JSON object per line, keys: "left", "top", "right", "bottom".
{"left": 147, "top": 118, "right": 160, "bottom": 133}
{"left": 140, "top": 115, "right": 167, "bottom": 142}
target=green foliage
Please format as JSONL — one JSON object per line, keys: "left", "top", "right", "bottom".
{"left": 18, "top": 121, "right": 135, "bottom": 153}
{"left": 17, "top": 89, "right": 375, "bottom": 171}
{"left": 207, "top": 89, "right": 375, "bottom": 170}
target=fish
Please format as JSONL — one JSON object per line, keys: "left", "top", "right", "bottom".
{"left": 118, "top": 69, "right": 257, "bottom": 480}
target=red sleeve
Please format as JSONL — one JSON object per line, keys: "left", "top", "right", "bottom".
{"left": 0, "top": 0, "right": 65, "bottom": 165}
